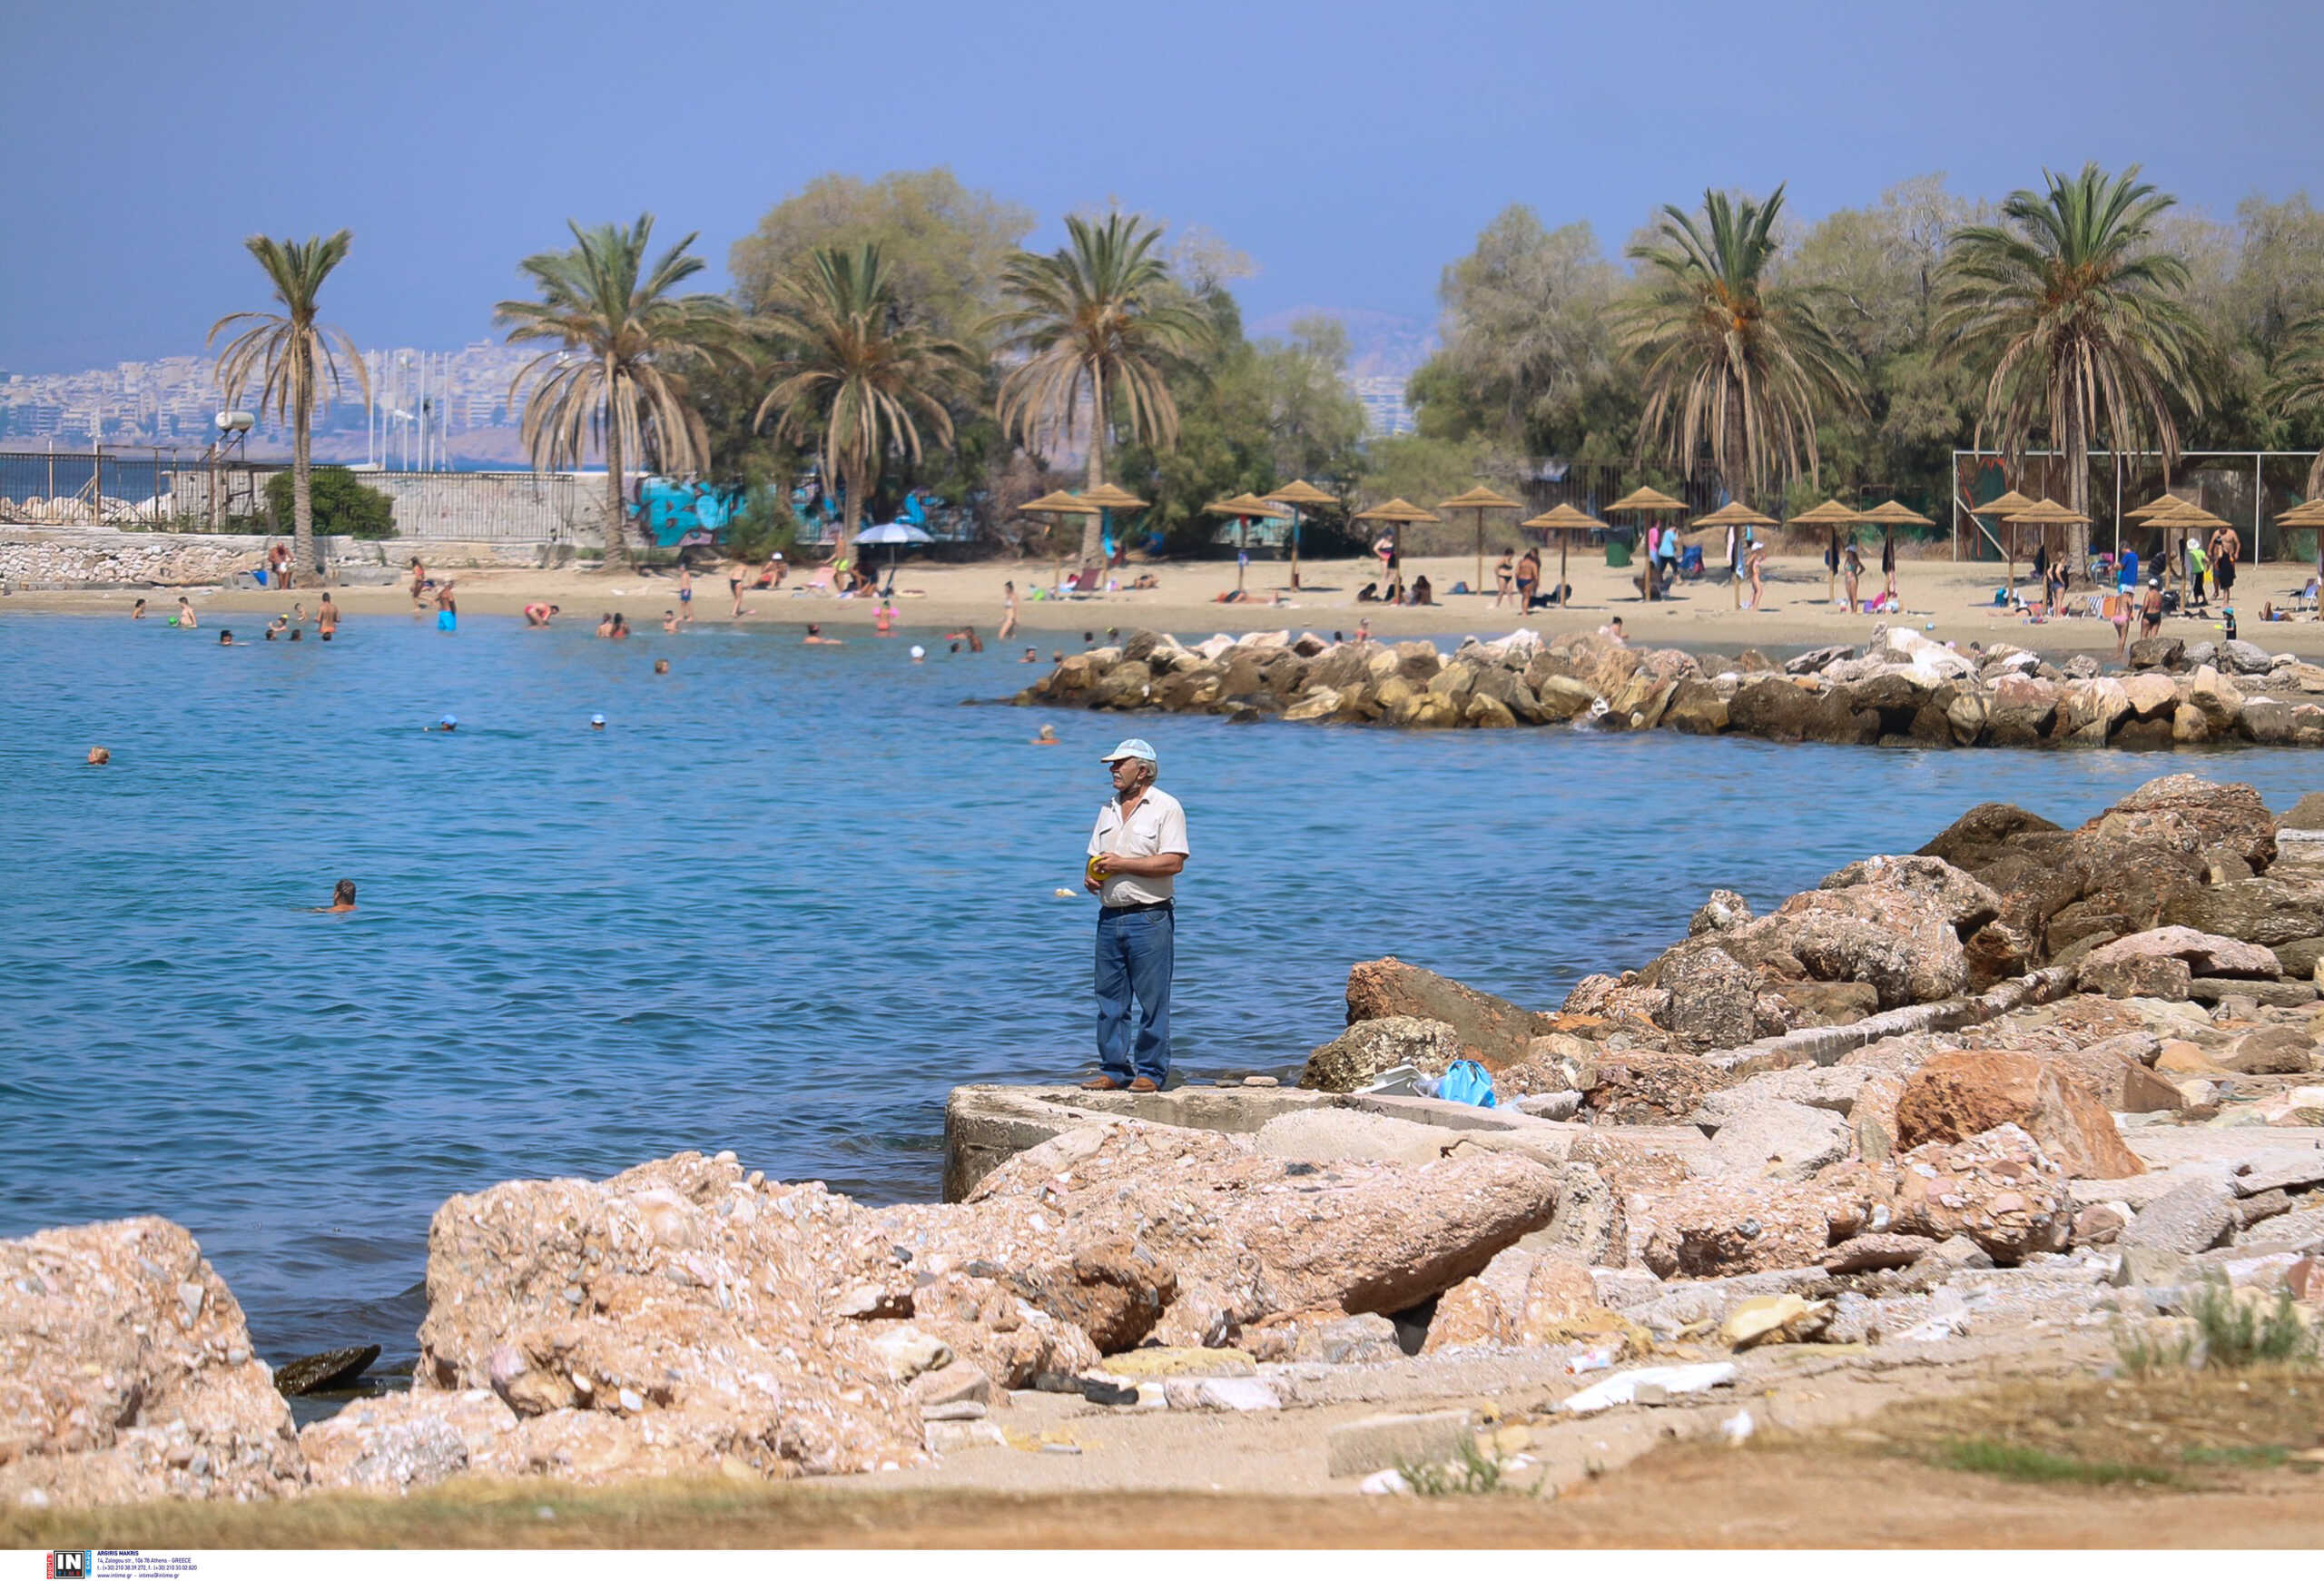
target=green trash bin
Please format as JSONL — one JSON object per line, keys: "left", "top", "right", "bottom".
{"left": 1605, "top": 536, "right": 1632, "bottom": 568}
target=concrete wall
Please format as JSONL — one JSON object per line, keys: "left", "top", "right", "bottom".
{"left": 0, "top": 529, "right": 564, "bottom": 589}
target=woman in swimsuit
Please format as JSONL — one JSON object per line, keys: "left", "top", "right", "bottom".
{"left": 1493, "top": 550, "right": 1515, "bottom": 609}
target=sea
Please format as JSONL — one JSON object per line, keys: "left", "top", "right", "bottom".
{"left": 3, "top": 608, "right": 2319, "bottom": 1366}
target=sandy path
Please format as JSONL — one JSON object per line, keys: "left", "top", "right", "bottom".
{"left": 13, "top": 549, "right": 2324, "bottom": 658}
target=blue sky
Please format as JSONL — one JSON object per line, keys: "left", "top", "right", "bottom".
{"left": 10, "top": 0, "right": 2322, "bottom": 371}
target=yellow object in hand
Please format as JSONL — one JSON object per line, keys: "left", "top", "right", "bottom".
{"left": 1087, "top": 855, "right": 1107, "bottom": 884}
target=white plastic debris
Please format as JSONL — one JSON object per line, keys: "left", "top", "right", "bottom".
{"left": 1359, "top": 1467, "right": 1411, "bottom": 1495}
{"left": 1559, "top": 1362, "right": 1738, "bottom": 1416}
{"left": 1721, "top": 1408, "right": 1756, "bottom": 1447}
{"left": 1565, "top": 1343, "right": 1621, "bottom": 1376}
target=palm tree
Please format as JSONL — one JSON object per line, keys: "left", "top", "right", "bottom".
{"left": 1615, "top": 186, "right": 1860, "bottom": 506}
{"left": 2270, "top": 306, "right": 2324, "bottom": 495}
{"left": 988, "top": 212, "right": 1210, "bottom": 561}
{"left": 1935, "top": 163, "right": 2207, "bottom": 565}
{"left": 209, "top": 232, "right": 370, "bottom": 579}
{"left": 496, "top": 215, "right": 737, "bottom": 572}
{"left": 753, "top": 243, "right": 977, "bottom": 558}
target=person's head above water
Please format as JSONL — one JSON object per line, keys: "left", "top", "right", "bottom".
{"left": 654, "top": 658, "right": 670, "bottom": 674}
{"left": 217, "top": 629, "right": 232, "bottom": 644}
{"left": 589, "top": 713, "right": 606, "bottom": 730}
{"left": 86, "top": 746, "right": 109, "bottom": 766}
{"left": 331, "top": 879, "right": 356, "bottom": 908}
{"left": 434, "top": 715, "right": 456, "bottom": 731}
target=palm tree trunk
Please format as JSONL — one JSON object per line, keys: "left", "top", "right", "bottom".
{"left": 1080, "top": 364, "right": 1106, "bottom": 566}
{"left": 2063, "top": 402, "right": 2091, "bottom": 571}
{"left": 602, "top": 360, "right": 630, "bottom": 573}
{"left": 291, "top": 394, "right": 316, "bottom": 583}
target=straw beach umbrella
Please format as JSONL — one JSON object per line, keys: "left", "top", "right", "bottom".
{"left": 1352, "top": 498, "right": 1441, "bottom": 596}
{"left": 1019, "top": 489, "right": 1099, "bottom": 588}
{"left": 1786, "top": 499, "right": 1862, "bottom": 602}
{"left": 1204, "top": 491, "right": 1291, "bottom": 596}
{"left": 1265, "top": 478, "right": 1337, "bottom": 589}
{"left": 1435, "top": 484, "right": 1524, "bottom": 596}
{"left": 1692, "top": 500, "right": 1778, "bottom": 608}
{"left": 1521, "top": 502, "right": 1603, "bottom": 608}
{"left": 1854, "top": 500, "right": 1933, "bottom": 602}
{"left": 2004, "top": 499, "right": 2090, "bottom": 596}
{"left": 1605, "top": 486, "right": 1686, "bottom": 600}
{"left": 1075, "top": 481, "right": 1148, "bottom": 567}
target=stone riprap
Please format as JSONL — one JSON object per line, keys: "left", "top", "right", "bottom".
{"left": 1016, "top": 624, "right": 2324, "bottom": 750}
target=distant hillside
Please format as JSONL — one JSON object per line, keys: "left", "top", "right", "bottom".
{"left": 1246, "top": 305, "right": 1436, "bottom": 381}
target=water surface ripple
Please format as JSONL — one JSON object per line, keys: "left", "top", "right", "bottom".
{"left": 4, "top": 610, "right": 2317, "bottom": 1360}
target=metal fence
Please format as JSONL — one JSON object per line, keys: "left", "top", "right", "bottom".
{"left": 0, "top": 449, "right": 606, "bottom": 544}
{"left": 1951, "top": 449, "right": 2322, "bottom": 565}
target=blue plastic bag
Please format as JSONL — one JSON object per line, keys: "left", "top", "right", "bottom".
{"left": 1435, "top": 1059, "right": 1497, "bottom": 1108}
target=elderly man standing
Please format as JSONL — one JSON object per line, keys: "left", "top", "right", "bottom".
{"left": 1083, "top": 738, "right": 1189, "bottom": 1092}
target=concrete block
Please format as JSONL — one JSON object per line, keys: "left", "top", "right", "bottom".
{"left": 1325, "top": 1408, "right": 1475, "bottom": 1477}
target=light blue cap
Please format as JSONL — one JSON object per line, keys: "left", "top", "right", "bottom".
{"left": 438, "top": 715, "right": 457, "bottom": 726}
{"left": 589, "top": 713, "right": 606, "bottom": 725}
{"left": 1101, "top": 737, "right": 1157, "bottom": 763}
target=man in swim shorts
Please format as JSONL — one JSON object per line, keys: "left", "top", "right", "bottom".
{"left": 1083, "top": 739, "right": 1190, "bottom": 1094}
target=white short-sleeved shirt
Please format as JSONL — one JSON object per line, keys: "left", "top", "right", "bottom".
{"left": 1088, "top": 786, "right": 1190, "bottom": 907}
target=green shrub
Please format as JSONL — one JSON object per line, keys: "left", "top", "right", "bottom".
{"left": 1396, "top": 1438, "right": 1507, "bottom": 1497}
{"left": 265, "top": 467, "right": 395, "bottom": 539}
{"left": 1933, "top": 1438, "right": 2173, "bottom": 1487}
{"left": 2187, "top": 1283, "right": 2319, "bottom": 1369}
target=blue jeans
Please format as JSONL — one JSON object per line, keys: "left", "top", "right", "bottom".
{"left": 1095, "top": 905, "right": 1174, "bottom": 1084}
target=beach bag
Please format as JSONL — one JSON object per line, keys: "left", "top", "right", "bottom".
{"left": 1436, "top": 1059, "right": 1497, "bottom": 1108}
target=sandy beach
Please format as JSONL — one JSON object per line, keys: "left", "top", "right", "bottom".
{"left": 14, "top": 548, "right": 2324, "bottom": 658}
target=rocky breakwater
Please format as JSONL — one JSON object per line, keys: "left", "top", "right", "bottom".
{"left": 1017, "top": 622, "right": 2324, "bottom": 750}
{"left": 1301, "top": 772, "right": 2324, "bottom": 1312}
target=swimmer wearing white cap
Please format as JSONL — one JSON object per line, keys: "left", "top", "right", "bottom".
{"left": 910, "top": 645, "right": 926, "bottom": 663}
{"left": 589, "top": 713, "right": 606, "bottom": 730}
{"left": 427, "top": 715, "right": 457, "bottom": 732}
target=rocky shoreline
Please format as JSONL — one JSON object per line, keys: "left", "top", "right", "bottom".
{"left": 1015, "top": 624, "right": 2324, "bottom": 748}
{"left": 7, "top": 773, "right": 2324, "bottom": 1509}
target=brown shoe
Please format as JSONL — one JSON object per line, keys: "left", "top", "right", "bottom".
{"left": 1080, "top": 1075, "right": 1123, "bottom": 1091}
{"left": 1127, "top": 1077, "right": 1160, "bottom": 1092}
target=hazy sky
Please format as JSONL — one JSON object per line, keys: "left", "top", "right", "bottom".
{"left": 11, "top": 0, "right": 2322, "bottom": 371}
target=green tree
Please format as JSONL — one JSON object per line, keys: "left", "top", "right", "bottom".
{"left": 1412, "top": 206, "right": 1624, "bottom": 457}
{"left": 729, "top": 170, "right": 1031, "bottom": 343}
{"left": 265, "top": 465, "right": 393, "bottom": 539}
{"left": 1935, "top": 163, "right": 2208, "bottom": 561}
{"left": 1616, "top": 185, "right": 1861, "bottom": 507}
{"left": 2271, "top": 307, "right": 2324, "bottom": 493}
{"left": 989, "top": 212, "right": 1211, "bottom": 561}
{"left": 208, "top": 232, "right": 370, "bottom": 578}
{"left": 752, "top": 243, "right": 979, "bottom": 557}
{"left": 496, "top": 215, "right": 739, "bottom": 571}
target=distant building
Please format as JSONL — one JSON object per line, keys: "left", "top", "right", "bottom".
{"left": 1350, "top": 376, "right": 1415, "bottom": 438}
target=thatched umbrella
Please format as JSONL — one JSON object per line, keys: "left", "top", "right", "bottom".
{"left": 1692, "top": 500, "right": 1778, "bottom": 608}
{"left": 1786, "top": 499, "right": 1862, "bottom": 602}
{"left": 1853, "top": 500, "right": 1933, "bottom": 604}
{"left": 1204, "top": 492, "right": 1291, "bottom": 596}
{"left": 2005, "top": 499, "right": 2090, "bottom": 600}
{"left": 1967, "top": 489, "right": 2038, "bottom": 588}
{"left": 1265, "top": 479, "right": 1338, "bottom": 590}
{"left": 1019, "top": 489, "right": 1100, "bottom": 588}
{"left": 1436, "top": 483, "right": 1525, "bottom": 596}
{"left": 1605, "top": 486, "right": 1687, "bottom": 600}
{"left": 1075, "top": 481, "right": 1149, "bottom": 568}
{"left": 1352, "top": 498, "right": 1441, "bottom": 597}
{"left": 1521, "top": 502, "right": 1604, "bottom": 608}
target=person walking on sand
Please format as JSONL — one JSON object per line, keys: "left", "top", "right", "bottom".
{"left": 999, "top": 579, "right": 1020, "bottom": 642}
{"left": 677, "top": 567, "right": 694, "bottom": 622}
{"left": 1842, "top": 542, "right": 1864, "bottom": 614}
{"left": 1082, "top": 739, "right": 1188, "bottom": 1094}
{"left": 1745, "top": 541, "right": 1768, "bottom": 610}
{"left": 1493, "top": 549, "right": 1515, "bottom": 609}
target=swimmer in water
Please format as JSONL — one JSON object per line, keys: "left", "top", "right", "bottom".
{"left": 875, "top": 600, "right": 895, "bottom": 637}
{"left": 86, "top": 746, "right": 110, "bottom": 766}
{"left": 909, "top": 644, "right": 926, "bottom": 663}
{"left": 609, "top": 612, "right": 629, "bottom": 639}
{"left": 317, "top": 592, "right": 339, "bottom": 636}
{"left": 589, "top": 713, "right": 606, "bottom": 730}
{"left": 662, "top": 608, "right": 679, "bottom": 634}
{"left": 427, "top": 715, "right": 457, "bottom": 732}
{"left": 288, "top": 627, "right": 303, "bottom": 642}
{"left": 131, "top": 599, "right": 146, "bottom": 620}
{"left": 311, "top": 879, "right": 358, "bottom": 914}
{"left": 1032, "top": 725, "right": 1059, "bottom": 746}
{"left": 1023, "top": 646, "right": 1039, "bottom": 663}
{"left": 803, "top": 624, "right": 843, "bottom": 645}
{"left": 176, "top": 597, "right": 198, "bottom": 628}
{"left": 266, "top": 616, "right": 286, "bottom": 640}
{"left": 653, "top": 658, "right": 670, "bottom": 675}
{"left": 217, "top": 629, "right": 237, "bottom": 645}
{"left": 524, "top": 603, "right": 559, "bottom": 627}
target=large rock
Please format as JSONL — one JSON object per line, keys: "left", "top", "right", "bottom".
{"left": 2181, "top": 666, "right": 2246, "bottom": 733}
{"left": 940, "top": 1122, "right": 1561, "bottom": 1341}
{"left": 1985, "top": 676, "right": 2063, "bottom": 744}
{"left": 1344, "top": 957, "right": 1549, "bottom": 1071}
{"left": 1893, "top": 1052, "right": 2143, "bottom": 1179}
{"left": 2083, "top": 775, "right": 2278, "bottom": 872}
{"left": 1876, "top": 1124, "right": 2074, "bottom": 1261}
{"left": 1659, "top": 945, "right": 1759, "bottom": 1048}
{"left": 2078, "top": 926, "right": 2281, "bottom": 982}
{"left": 2162, "top": 879, "right": 2324, "bottom": 947}
{"left": 413, "top": 1153, "right": 926, "bottom": 1479}
{"left": 1711, "top": 856, "right": 1994, "bottom": 1010}
{"left": 0, "top": 1218, "right": 306, "bottom": 1507}
{"left": 1707, "top": 1101, "right": 1854, "bottom": 1182}
{"left": 300, "top": 1389, "right": 520, "bottom": 1495}
{"left": 1300, "top": 1016, "right": 1462, "bottom": 1092}
{"left": 1419, "top": 1244, "right": 1601, "bottom": 1352}
{"left": 2120, "top": 1179, "right": 2238, "bottom": 1255}
{"left": 2128, "top": 635, "right": 2185, "bottom": 671}
{"left": 2061, "top": 677, "right": 2132, "bottom": 742}
{"left": 1585, "top": 1050, "right": 1732, "bottom": 1124}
